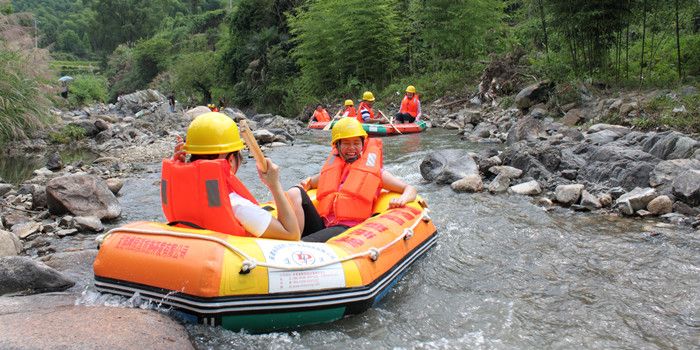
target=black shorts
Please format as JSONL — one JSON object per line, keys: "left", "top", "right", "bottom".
{"left": 294, "top": 186, "right": 350, "bottom": 242}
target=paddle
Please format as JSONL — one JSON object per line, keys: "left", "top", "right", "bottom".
{"left": 378, "top": 110, "right": 402, "bottom": 134}
{"left": 239, "top": 119, "right": 267, "bottom": 172}
{"left": 322, "top": 109, "right": 343, "bottom": 131}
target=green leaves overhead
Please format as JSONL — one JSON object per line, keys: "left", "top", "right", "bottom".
{"left": 289, "top": 0, "right": 403, "bottom": 96}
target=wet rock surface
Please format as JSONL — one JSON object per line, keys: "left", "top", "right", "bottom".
{"left": 0, "top": 256, "right": 74, "bottom": 295}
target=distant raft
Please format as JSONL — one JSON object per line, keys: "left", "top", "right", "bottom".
{"left": 93, "top": 191, "right": 437, "bottom": 332}
{"left": 309, "top": 120, "right": 428, "bottom": 136}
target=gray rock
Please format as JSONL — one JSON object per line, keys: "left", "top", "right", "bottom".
{"left": 46, "top": 174, "right": 121, "bottom": 220}
{"left": 660, "top": 213, "right": 690, "bottom": 225}
{"left": 94, "top": 119, "right": 110, "bottom": 131}
{"left": 585, "top": 129, "right": 623, "bottom": 145}
{"left": 615, "top": 187, "right": 658, "bottom": 215}
{"left": 508, "top": 180, "right": 542, "bottom": 195}
{"left": 643, "top": 131, "right": 700, "bottom": 160}
{"left": 672, "top": 201, "right": 700, "bottom": 216}
{"left": 420, "top": 150, "right": 479, "bottom": 184}
{"left": 647, "top": 195, "right": 673, "bottom": 215}
{"left": 587, "top": 124, "right": 631, "bottom": 135}
{"left": 578, "top": 145, "right": 659, "bottom": 190}
{"left": 0, "top": 183, "right": 12, "bottom": 197}
{"left": 560, "top": 169, "right": 578, "bottom": 180}
{"left": 671, "top": 169, "right": 700, "bottom": 206}
{"left": 117, "top": 89, "right": 165, "bottom": 113}
{"left": 536, "top": 197, "right": 554, "bottom": 207}
{"left": 488, "top": 173, "right": 511, "bottom": 193}
{"left": 105, "top": 178, "right": 124, "bottom": 195}
{"left": 56, "top": 228, "right": 78, "bottom": 237}
{"left": 0, "top": 256, "right": 74, "bottom": 295}
{"left": 488, "top": 166, "right": 523, "bottom": 179}
{"left": 451, "top": 174, "right": 483, "bottom": 192}
{"left": 0, "top": 305, "right": 194, "bottom": 350}
{"left": 561, "top": 109, "right": 586, "bottom": 126}
{"left": 555, "top": 184, "right": 585, "bottom": 206}
{"left": 514, "top": 81, "right": 554, "bottom": 110}
{"left": 598, "top": 193, "right": 613, "bottom": 207}
{"left": 506, "top": 115, "right": 545, "bottom": 145}
{"left": 580, "top": 190, "right": 602, "bottom": 210}
{"left": 45, "top": 152, "right": 63, "bottom": 171}
{"left": 0, "top": 230, "right": 22, "bottom": 257}
{"left": 73, "top": 216, "right": 103, "bottom": 232}
{"left": 11, "top": 221, "right": 41, "bottom": 239}
{"left": 649, "top": 159, "right": 700, "bottom": 187}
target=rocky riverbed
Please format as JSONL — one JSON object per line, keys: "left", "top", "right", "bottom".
{"left": 0, "top": 83, "right": 698, "bottom": 348}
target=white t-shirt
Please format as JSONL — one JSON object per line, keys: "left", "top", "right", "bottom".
{"left": 229, "top": 192, "right": 272, "bottom": 237}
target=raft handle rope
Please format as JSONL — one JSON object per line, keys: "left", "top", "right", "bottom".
{"left": 97, "top": 208, "right": 429, "bottom": 273}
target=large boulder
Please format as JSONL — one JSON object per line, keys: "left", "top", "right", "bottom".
{"left": 649, "top": 159, "right": 700, "bottom": 187}
{"left": 506, "top": 115, "right": 545, "bottom": 145}
{"left": 555, "top": 184, "right": 585, "bottom": 206}
{"left": 577, "top": 145, "right": 659, "bottom": 190}
{"left": 587, "top": 124, "right": 631, "bottom": 136}
{"left": 221, "top": 107, "right": 247, "bottom": 122}
{"left": 185, "top": 106, "right": 212, "bottom": 120}
{"left": 514, "top": 81, "right": 554, "bottom": 110}
{"left": 508, "top": 180, "right": 542, "bottom": 195}
{"left": 647, "top": 195, "right": 673, "bottom": 215}
{"left": 0, "top": 305, "right": 194, "bottom": 350}
{"left": 420, "top": 150, "right": 479, "bottom": 185}
{"left": 672, "top": 169, "right": 700, "bottom": 206}
{"left": 488, "top": 173, "right": 511, "bottom": 193}
{"left": 615, "top": 187, "right": 658, "bottom": 215}
{"left": 46, "top": 174, "right": 121, "bottom": 220}
{"left": 0, "top": 230, "right": 22, "bottom": 257}
{"left": 642, "top": 131, "right": 700, "bottom": 160}
{"left": 451, "top": 174, "right": 483, "bottom": 193}
{"left": 116, "top": 89, "right": 165, "bottom": 113}
{"left": 0, "top": 256, "right": 74, "bottom": 295}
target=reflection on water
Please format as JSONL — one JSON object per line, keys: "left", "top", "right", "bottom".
{"left": 0, "top": 148, "right": 99, "bottom": 185}
{"left": 117, "top": 128, "right": 699, "bottom": 349}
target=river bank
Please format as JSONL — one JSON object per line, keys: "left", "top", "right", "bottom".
{"left": 0, "top": 84, "right": 698, "bottom": 348}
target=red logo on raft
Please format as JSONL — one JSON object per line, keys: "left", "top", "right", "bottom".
{"left": 292, "top": 251, "right": 316, "bottom": 266}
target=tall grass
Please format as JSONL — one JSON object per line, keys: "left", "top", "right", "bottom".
{"left": 0, "top": 12, "right": 52, "bottom": 145}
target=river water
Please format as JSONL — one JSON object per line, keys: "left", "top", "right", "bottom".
{"left": 116, "top": 129, "right": 698, "bottom": 349}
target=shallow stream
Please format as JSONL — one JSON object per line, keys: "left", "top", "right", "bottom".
{"left": 87, "top": 129, "right": 700, "bottom": 349}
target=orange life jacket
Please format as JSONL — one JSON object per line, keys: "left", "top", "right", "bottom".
{"left": 313, "top": 109, "right": 331, "bottom": 122}
{"left": 161, "top": 158, "right": 257, "bottom": 236}
{"left": 399, "top": 94, "right": 420, "bottom": 117}
{"left": 358, "top": 102, "right": 376, "bottom": 121}
{"left": 316, "top": 138, "right": 383, "bottom": 225}
{"left": 344, "top": 106, "right": 359, "bottom": 122}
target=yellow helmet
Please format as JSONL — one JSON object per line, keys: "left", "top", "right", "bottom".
{"left": 406, "top": 85, "right": 416, "bottom": 93}
{"left": 184, "top": 112, "right": 245, "bottom": 154}
{"left": 331, "top": 117, "right": 367, "bottom": 145}
{"left": 344, "top": 99, "right": 354, "bottom": 106}
{"left": 362, "top": 91, "right": 375, "bottom": 102}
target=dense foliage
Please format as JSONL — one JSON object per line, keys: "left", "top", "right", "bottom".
{"left": 0, "top": 8, "right": 52, "bottom": 144}
{"left": 4, "top": 0, "right": 699, "bottom": 130}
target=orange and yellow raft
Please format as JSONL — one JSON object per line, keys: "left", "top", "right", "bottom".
{"left": 93, "top": 191, "right": 438, "bottom": 332}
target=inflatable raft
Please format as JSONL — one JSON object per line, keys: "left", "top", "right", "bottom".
{"left": 311, "top": 120, "right": 428, "bottom": 135}
{"left": 308, "top": 121, "right": 331, "bottom": 130}
{"left": 93, "top": 191, "right": 437, "bottom": 332}
{"left": 361, "top": 120, "right": 428, "bottom": 136}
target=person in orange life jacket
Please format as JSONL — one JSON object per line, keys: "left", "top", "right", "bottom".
{"left": 173, "top": 112, "right": 300, "bottom": 240}
{"left": 285, "top": 118, "right": 417, "bottom": 242}
{"left": 358, "top": 91, "right": 382, "bottom": 124}
{"left": 341, "top": 99, "right": 360, "bottom": 122}
{"left": 207, "top": 103, "right": 219, "bottom": 112}
{"left": 309, "top": 104, "right": 331, "bottom": 123}
{"left": 395, "top": 85, "right": 421, "bottom": 124}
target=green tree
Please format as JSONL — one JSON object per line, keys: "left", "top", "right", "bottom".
{"left": 171, "top": 52, "right": 217, "bottom": 103}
